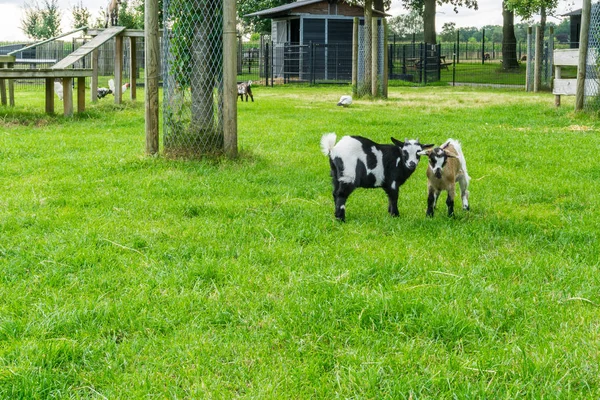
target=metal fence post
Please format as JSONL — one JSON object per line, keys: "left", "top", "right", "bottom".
{"left": 481, "top": 28, "right": 485, "bottom": 65}
{"left": 265, "top": 41, "right": 269, "bottom": 86}
{"left": 456, "top": 29, "right": 460, "bottom": 64}
{"left": 452, "top": 43, "right": 456, "bottom": 86}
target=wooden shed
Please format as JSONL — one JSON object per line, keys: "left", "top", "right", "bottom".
{"left": 247, "top": 0, "right": 387, "bottom": 82}
{"left": 562, "top": 9, "right": 581, "bottom": 48}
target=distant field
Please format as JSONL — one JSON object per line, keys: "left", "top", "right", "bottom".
{"left": 1, "top": 85, "right": 599, "bottom": 398}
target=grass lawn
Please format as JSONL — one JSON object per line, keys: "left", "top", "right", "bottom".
{"left": 1, "top": 85, "right": 600, "bottom": 398}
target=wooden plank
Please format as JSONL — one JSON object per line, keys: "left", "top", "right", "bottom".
{"left": 554, "top": 49, "right": 579, "bottom": 66}
{"left": 63, "top": 77, "right": 73, "bottom": 116}
{"left": 0, "top": 68, "right": 92, "bottom": 79}
{"left": 87, "top": 28, "right": 160, "bottom": 38}
{"left": 45, "top": 78, "right": 54, "bottom": 114}
{"left": 77, "top": 77, "right": 86, "bottom": 113}
{"left": 553, "top": 79, "right": 577, "bottom": 95}
{"left": 51, "top": 26, "right": 126, "bottom": 69}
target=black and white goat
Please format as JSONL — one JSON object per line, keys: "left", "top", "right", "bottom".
{"left": 418, "top": 138, "right": 470, "bottom": 217}
{"left": 237, "top": 80, "right": 253, "bottom": 102}
{"left": 321, "top": 133, "right": 433, "bottom": 221}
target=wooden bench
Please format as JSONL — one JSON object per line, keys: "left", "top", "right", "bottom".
{"left": 0, "top": 67, "right": 93, "bottom": 116}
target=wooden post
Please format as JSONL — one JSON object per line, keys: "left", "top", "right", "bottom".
{"left": 8, "top": 62, "right": 14, "bottom": 107}
{"left": 91, "top": 49, "right": 99, "bottom": 103}
{"left": 0, "top": 77, "right": 6, "bottom": 106}
{"left": 371, "top": 17, "right": 378, "bottom": 97}
{"left": 576, "top": 0, "right": 591, "bottom": 111}
{"left": 145, "top": 0, "right": 160, "bottom": 154}
{"left": 526, "top": 27, "right": 533, "bottom": 92}
{"left": 77, "top": 77, "right": 86, "bottom": 113}
{"left": 45, "top": 78, "right": 54, "bottom": 114}
{"left": 114, "top": 35, "right": 123, "bottom": 104}
{"left": 129, "top": 37, "right": 137, "bottom": 101}
{"left": 223, "top": 0, "right": 237, "bottom": 157}
{"left": 554, "top": 65, "right": 561, "bottom": 107}
{"left": 547, "top": 26, "right": 554, "bottom": 87}
{"left": 382, "top": 19, "right": 388, "bottom": 99}
{"left": 352, "top": 17, "right": 358, "bottom": 95}
{"left": 534, "top": 25, "right": 541, "bottom": 92}
{"left": 62, "top": 77, "right": 73, "bottom": 116}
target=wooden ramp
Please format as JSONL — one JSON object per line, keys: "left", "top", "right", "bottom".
{"left": 51, "top": 26, "right": 126, "bottom": 69}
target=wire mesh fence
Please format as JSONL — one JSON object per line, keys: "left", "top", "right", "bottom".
{"left": 163, "top": 0, "right": 225, "bottom": 156}
{"left": 584, "top": 1, "right": 600, "bottom": 111}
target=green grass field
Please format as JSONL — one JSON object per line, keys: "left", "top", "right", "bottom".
{"left": 1, "top": 85, "right": 600, "bottom": 398}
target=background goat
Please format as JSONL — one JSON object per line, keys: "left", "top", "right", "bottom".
{"left": 321, "top": 133, "right": 433, "bottom": 222}
{"left": 105, "top": 0, "right": 121, "bottom": 27}
{"left": 418, "top": 138, "right": 470, "bottom": 217}
{"left": 237, "top": 81, "right": 253, "bottom": 102}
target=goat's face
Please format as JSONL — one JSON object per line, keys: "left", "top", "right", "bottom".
{"left": 392, "top": 138, "right": 434, "bottom": 171}
{"left": 422, "top": 147, "right": 456, "bottom": 179}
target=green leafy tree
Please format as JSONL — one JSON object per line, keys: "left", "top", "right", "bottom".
{"left": 71, "top": 1, "right": 91, "bottom": 29}
{"left": 238, "top": 0, "right": 296, "bottom": 34}
{"left": 440, "top": 22, "right": 456, "bottom": 42}
{"left": 402, "top": 0, "right": 478, "bottom": 44}
{"left": 21, "top": 0, "right": 62, "bottom": 40}
{"left": 505, "top": 0, "right": 559, "bottom": 89}
{"left": 118, "top": 0, "right": 144, "bottom": 28}
{"left": 388, "top": 9, "right": 423, "bottom": 40}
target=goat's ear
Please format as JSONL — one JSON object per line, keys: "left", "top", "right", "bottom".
{"left": 417, "top": 150, "right": 430, "bottom": 156}
{"left": 391, "top": 137, "right": 404, "bottom": 147}
{"left": 443, "top": 150, "right": 458, "bottom": 158}
{"left": 421, "top": 143, "right": 435, "bottom": 149}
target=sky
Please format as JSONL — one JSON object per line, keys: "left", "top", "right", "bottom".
{"left": 0, "top": 0, "right": 584, "bottom": 42}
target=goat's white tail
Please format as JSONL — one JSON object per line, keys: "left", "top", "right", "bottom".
{"left": 443, "top": 138, "right": 470, "bottom": 182}
{"left": 320, "top": 133, "right": 337, "bottom": 156}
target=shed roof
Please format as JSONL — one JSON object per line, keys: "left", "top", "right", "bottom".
{"left": 246, "top": 0, "right": 388, "bottom": 18}
{"left": 562, "top": 8, "right": 581, "bottom": 16}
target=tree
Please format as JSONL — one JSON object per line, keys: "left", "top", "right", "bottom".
{"left": 388, "top": 9, "right": 423, "bottom": 40}
{"left": 118, "top": 0, "right": 144, "bottom": 28}
{"left": 238, "top": 0, "right": 296, "bottom": 34}
{"left": 402, "top": 0, "right": 477, "bottom": 44}
{"left": 502, "top": 0, "right": 520, "bottom": 70}
{"left": 505, "top": 0, "right": 559, "bottom": 89}
{"left": 440, "top": 22, "right": 456, "bottom": 42}
{"left": 71, "top": 1, "right": 90, "bottom": 29}
{"left": 21, "top": 0, "right": 62, "bottom": 40}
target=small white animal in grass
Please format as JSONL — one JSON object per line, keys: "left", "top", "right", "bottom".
{"left": 337, "top": 95, "right": 352, "bottom": 107}
{"left": 54, "top": 80, "right": 63, "bottom": 101}
{"left": 108, "top": 79, "right": 131, "bottom": 95}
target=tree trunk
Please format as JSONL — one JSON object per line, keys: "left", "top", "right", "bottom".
{"left": 423, "top": 0, "right": 436, "bottom": 44}
{"left": 360, "top": 0, "right": 373, "bottom": 97}
{"left": 191, "top": 19, "right": 215, "bottom": 138}
{"left": 502, "top": 1, "right": 519, "bottom": 70}
{"left": 534, "top": 5, "right": 546, "bottom": 91}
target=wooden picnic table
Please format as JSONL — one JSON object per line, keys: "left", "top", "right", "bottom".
{"left": 406, "top": 55, "right": 451, "bottom": 70}
{"left": 0, "top": 66, "right": 93, "bottom": 116}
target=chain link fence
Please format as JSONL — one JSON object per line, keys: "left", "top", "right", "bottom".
{"left": 163, "top": 0, "right": 224, "bottom": 156}
{"left": 584, "top": 1, "right": 600, "bottom": 111}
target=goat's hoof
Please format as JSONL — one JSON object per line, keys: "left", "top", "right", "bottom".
{"left": 464, "top": 205, "right": 470, "bottom": 211}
